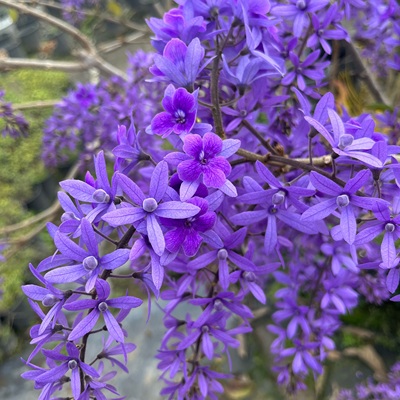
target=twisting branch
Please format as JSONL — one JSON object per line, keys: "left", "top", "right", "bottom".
{"left": 0, "top": 58, "right": 91, "bottom": 72}
{"left": 0, "top": 161, "right": 81, "bottom": 236}
{"left": 20, "top": 0, "right": 150, "bottom": 33}
{"left": 0, "top": 0, "right": 128, "bottom": 80}
{"left": 12, "top": 99, "right": 60, "bottom": 111}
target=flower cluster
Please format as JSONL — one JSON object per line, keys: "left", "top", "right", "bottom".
{"left": 0, "top": 90, "right": 29, "bottom": 138}
{"left": 17, "top": 0, "right": 400, "bottom": 399}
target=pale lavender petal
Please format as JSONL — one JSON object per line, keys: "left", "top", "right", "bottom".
{"left": 340, "top": 205, "right": 356, "bottom": 244}
{"left": 381, "top": 232, "right": 396, "bottom": 268}
{"left": 264, "top": 215, "right": 277, "bottom": 254}
{"left": 68, "top": 309, "right": 100, "bottom": 341}
{"left": 180, "top": 179, "right": 201, "bottom": 201}
{"left": 81, "top": 218, "right": 98, "bottom": 257}
{"left": 309, "top": 172, "right": 342, "bottom": 195}
{"left": 301, "top": 198, "right": 338, "bottom": 221}
{"left": 60, "top": 180, "right": 96, "bottom": 202}
{"left": 55, "top": 231, "right": 88, "bottom": 261}
{"left": 156, "top": 201, "right": 200, "bottom": 219}
{"left": 147, "top": 214, "right": 165, "bottom": 256}
{"left": 150, "top": 161, "right": 169, "bottom": 202}
{"left": 45, "top": 264, "right": 86, "bottom": 284}
{"left": 230, "top": 210, "right": 267, "bottom": 225}
{"left": 304, "top": 116, "right": 335, "bottom": 146}
{"left": 103, "top": 310, "right": 125, "bottom": 343}
{"left": 164, "top": 151, "right": 191, "bottom": 166}
{"left": 102, "top": 207, "right": 145, "bottom": 226}
{"left": 387, "top": 268, "right": 399, "bottom": 293}
{"left": 256, "top": 160, "right": 281, "bottom": 188}
{"left": 117, "top": 173, "right": 146, "bottom": 204}
{"left": 219, "top": 180, "right": 238, "bottom": 197}
{"left": 101, "top": 249, "right": 130, "bottom": 270}
{"left": 219, "top": 139, "right": 241, "bottom": 158}
{"left": 344, "top": 169, "right": 371, "bottom": 194}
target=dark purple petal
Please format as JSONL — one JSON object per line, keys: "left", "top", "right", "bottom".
{"left": 151, "top": 112, "right": 175, "bottom": 136}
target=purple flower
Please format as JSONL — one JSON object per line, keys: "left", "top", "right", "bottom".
{"left": 307, "top": 4, "right": 349, "bottom": 54}
{"left": 150, "top": 38, "right": 205, "bottom": 89}
{"left": 36, "top": 342, "right": 100, "bottom": 399}
{"left": 305, "top": 108, "right": 383, "bottom": 167}
{"left": 272, "top": 0, "right": 330, "bottom": 37}
{"left": 301, "top": 170, "right": 387, "bottom": 244}
{"left": 162, "top": 197, "right": 216, "bottom": 257}
{"left": 102, "top": 161, "right": 200, "bottom": 256}
{"left": 165, "top": 133, "right": 240, "bottom": 200}
{"left": 355, "top": 202, "right": 400, "bottom": 271}
{"left": 151, "top": 84, "right": 197, "bottom": 137}
{"left": 44, "top": 218, "right": 130, "bottom": 292}
{"left": 64, "top": 279, "right": 142, "bottom": 342}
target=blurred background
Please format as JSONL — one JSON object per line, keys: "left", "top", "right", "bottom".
{"left": 0, "top": 1, "right": 399, "bottom": 399}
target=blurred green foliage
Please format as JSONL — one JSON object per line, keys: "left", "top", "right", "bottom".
{"left": 0, "top": 69, "right": 69, "bottom": 356}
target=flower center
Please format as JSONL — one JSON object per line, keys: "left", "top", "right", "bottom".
{"left": 42, "top": 294, "right": 58, "bottom": 307}
{"left": 336, "top": 194, "right": 350, "bottom": 208}
{"left": 338, "top": 134, "right": 354, "bottom": 149}
{"left": 83, "top": 256, "right": 98, "bottom": 271}
{"left": 93, "top": 189, "right": 110, "bottom": 203}
{"left": 218, "top": 249, "right": 228, "bottom": 260}
{"left": 199, "top": 150, "right": 208, "bottom": 165}
{"left": 272, "top": 190, "right": 286, "bottom": 205}
{"left": 214, "top": 299, "right": 223, "bottom": 311}
{"left": 201, "top": 325, "right": 210, "bottom": 333}
{"left": 61, "top": 212, "right": 78, "bottom": 222}
{"left": 318, "top": 29, "right": 324, "bottom": 36}
{"left": 243, "top": 271, "right": 256, "bottom": 282}
{"left": 174, "top": 109, "right": 186, "bottom": 124}
{"left": 296, "top": 0, "right": 306, "bottom": 10}
{"left": 385, "top": 223, "right": 395, "bottom": 232}
{"left": 98, "top": 302, "right": 108, "bottom": 312}
{"left": 143, "top": 197, "right": 158, "bottom": 212}
{"left": 68, "top": 360, "right": 78, "bottom": 370}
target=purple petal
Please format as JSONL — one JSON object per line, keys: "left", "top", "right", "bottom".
{"left": 340, "top": 205, "right": 356, "bottom": 244}
{"left": 55, "top": 231, "right": 87, "bottom": 261}
{"left": 203, "top": 132, "right": 223, "bottom": 158}
{"left": 60, "top": 180, "right": 96, "bottom": 202}
{"left": 68, "top": 309, "right": 100, "bottom": 341}
{"left": 178, "top": 160, "right": 202, "bottom": 182}
{"left": 147, "top": 214, "right": 165, "bottom": 256}
{"left": 150, "top": 161, "right": 169, "bottom": 202}
{"left": 156, "top": 201, "right": 200, "bottom": 219}
{"left": 182, "top": 134, "right": 203, "bottom": 158}
{"left": 151, "top": 112, "right": 175, "bottom": 136}
{"left": 301, "top": 198, "right": 338, "bottom": 221}
{"left": 309, "top": 172, "right": 341, "bottom": 195}
{"left": 102, "top": 206, "right": 145, "bottom": 226}
{"left": 220, "top": 139, "right": 241, "bottom": 158}
{"left": 103, "top": 310, "right": 125, "bottom": 342}
{"left": 117, "top": 173, "right": 146, "bottom": 204}
{"left": 101, "top": 249, "right": 130, "bottom": 270}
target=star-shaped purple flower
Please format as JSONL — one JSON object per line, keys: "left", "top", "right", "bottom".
{"left": 151, "top": 84, "right": 197, "bottom": 138}
{"left": 102, "top": 161, "right": 200, "bottom": 256}
{"left": 165, "top": 132, "right": 240, "bottom": 201}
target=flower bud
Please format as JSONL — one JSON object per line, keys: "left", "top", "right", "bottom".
{"left": 42, "top": 294, "right": 58, "bottom": 307}
{"left": 272, "top": 190, "right": 285, "bottom": 205}
{"left": 143, "top": 197, "right": 158, "bottom": 212}
{"left": 93, "top": 189, "right": 110, "bottom": 203}
{"left": 218, "top": 249, "right": 228, "bottom": 260}
{"left": 338, "top": 134, "right": 354, "bottom": 149}
{"left": 98, "top": 302, "right": 108, "bottom": 312}
{"left": 214, "top": 299, "right": 223, "bottom": 311}
{"left": 296, "top": 0, "right": 306, "bottom": 10}
{"left": 243, "top": 271, "right": 256, "bottom": 282}
{"left": 336, "top": 194, "right": 350, "bottom": 207}
{"left": 385, "top": 223, "right": 395, "bottom": 232}
{"left": 61, "top": 212, "right": 78, "bottom": 222}
{"left": 83, "top": 255, "right": 98, "bottom": 271}
{"left": 68, "top": 360, "right": 78, "bottom": 369}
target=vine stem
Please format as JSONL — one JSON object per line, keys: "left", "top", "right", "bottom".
{"left": 78, "top": 225, "right": 136, "bottom": 391}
